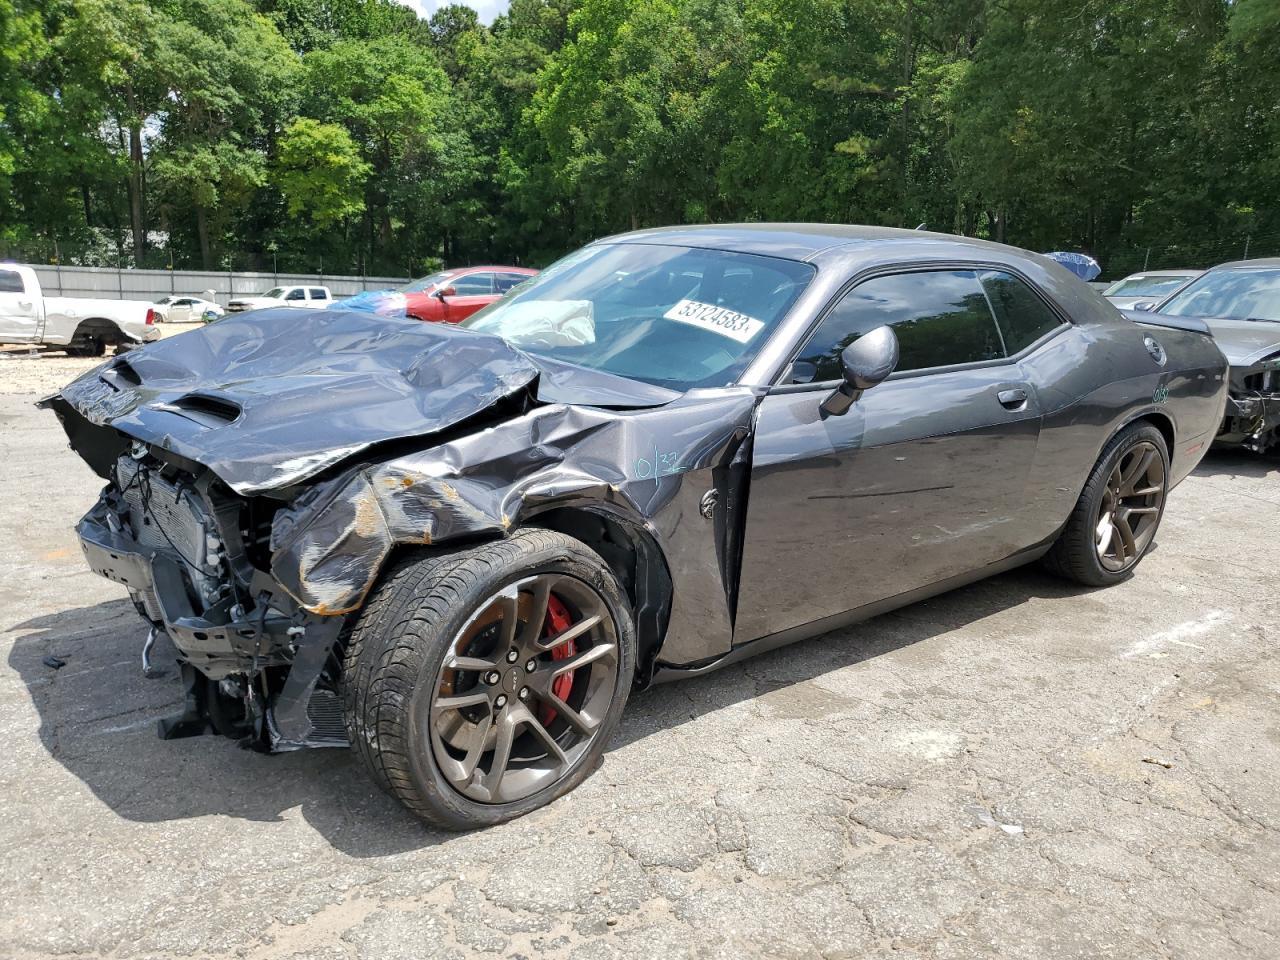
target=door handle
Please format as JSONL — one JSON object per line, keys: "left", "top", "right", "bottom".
{"left": 997, "top": 387, "right": 1028, "bottom": 410}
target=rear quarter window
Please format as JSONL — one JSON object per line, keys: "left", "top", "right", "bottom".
{"left": 979, "top": 270, "right": 1065, "bottom": 354}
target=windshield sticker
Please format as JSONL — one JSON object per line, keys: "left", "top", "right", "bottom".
{"left": 663, "top": 300, "right": 765, "bottom": 344}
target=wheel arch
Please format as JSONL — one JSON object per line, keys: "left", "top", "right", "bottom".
{"left": 522, "top": 504, "right": 673, "bottom": 688}
{"left": 71, "top": 317, "right": 130, "bottom": 344}
{"left": 1127, "top": 409, "right": 1175, "bottom": 459}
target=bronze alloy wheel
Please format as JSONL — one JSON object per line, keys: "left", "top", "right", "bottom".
{"left": 1094, "top": 439, "right": 1166, "bottom": 572}
{"left": 426, "top": 573, "right": 620, "bottom": 804}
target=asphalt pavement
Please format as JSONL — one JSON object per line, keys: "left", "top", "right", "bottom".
{"left": 1, "top": 348, "right": 1277, "bottom": 959}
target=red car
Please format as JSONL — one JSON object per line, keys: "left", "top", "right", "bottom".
{"left": 401, "top": 266, "right": 537, "bottom": 323}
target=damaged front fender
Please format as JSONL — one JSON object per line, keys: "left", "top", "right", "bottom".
{"left": 269, "top": 390, "right": 761, "bottom": 665}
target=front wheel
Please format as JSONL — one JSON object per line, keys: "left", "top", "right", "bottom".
{"left": 342, "top": 529, "right": 635, "bottom": 829}
{"left": 1043, "top": 421, "right": 1169, "bottom": 586}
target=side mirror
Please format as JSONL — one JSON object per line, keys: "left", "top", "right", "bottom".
{"left": 820, "top": 325, "right": 899, "bottom": 417}
{"left": 1131, "top": 300, "right": 1156, "bottom": 312}
{"left": 434, "top": 286, "right": 457, "bottom": 301}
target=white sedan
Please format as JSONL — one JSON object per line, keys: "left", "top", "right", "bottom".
{"left": 153, "top": 295, "right": 224, "bottom": 323}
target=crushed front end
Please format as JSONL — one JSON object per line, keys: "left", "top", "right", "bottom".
{"left": 75, "top": 441, "right": 348, "bottom": 750}
{"left": 1218, "top": 354, "right": 1280, "bottom": 453}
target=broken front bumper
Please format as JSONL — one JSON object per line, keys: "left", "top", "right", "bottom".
{"left": 1219, "top": 392, "right": 1280, "bottom": 453}
{"left": 77, "top": 496, "right": 347, "bottom": 749}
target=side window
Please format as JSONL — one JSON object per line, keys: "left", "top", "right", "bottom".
{"left": 494, "top": 272, "right": 529, "bottom": 294}
{"left": 309, "top": 288, "right": 329, "bottom": 300}
{"left": 450, "top": 273, "right": 494, "bottom": 295}
{"left": 285, "top": 288, "right": 306, "bottom": 301}
{"left": 0, "top": 270, "right": 26, "bottom": 294}
{"left": 795, "top": 270, "right": 1004, "bottom": 380}
{"left": 979, "top": 270, "right": 1063, "bottom": 353}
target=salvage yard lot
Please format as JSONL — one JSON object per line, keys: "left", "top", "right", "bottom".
{"left": 1, "top": 346, "right": 1278, "bottom": 959}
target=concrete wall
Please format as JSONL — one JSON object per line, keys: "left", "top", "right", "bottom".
{"left": 26, "top": 264, "right": 409, "bottom": 306}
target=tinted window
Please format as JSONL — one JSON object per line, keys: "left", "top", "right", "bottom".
{"left": 451, "top": 273, "right": 494, "bottom": 295}
{"left": 979, "top": 270, "right": 1063, "bottom": 353}
{"left": 796, "top": 270, "right": 1004, "bottom": 379}
{"left": 464, "top": 243, "right": 814, "bottom": 390}
{"left": 309, "top": 288, "right": 329, "bottom": 299}
{"left": 285, "top": 288, "right": 306, "bottom": 301}
{"left": 0, "top": 270, "right": 25, "bottom": 294}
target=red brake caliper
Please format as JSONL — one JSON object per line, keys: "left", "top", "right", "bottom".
{"left": 541, "top": 594, "right": 576, "bottom": 725}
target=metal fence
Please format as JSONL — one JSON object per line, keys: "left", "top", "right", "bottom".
{"left": 24, "top": 264, "right": 410, "bottom": 306}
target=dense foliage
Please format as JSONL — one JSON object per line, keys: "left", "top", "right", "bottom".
{"left": 2, "top": 0, "right": 1277, "bottom": 277}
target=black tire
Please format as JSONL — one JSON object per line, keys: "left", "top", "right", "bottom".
{"left": 65, "top": 337, "right": 105, "bottom": 358}
{"left": 342, "top": 529, "right": 636, "bottom": 829}
{"left": 1043, "top": 421, "right": 1169, "bottom": 587}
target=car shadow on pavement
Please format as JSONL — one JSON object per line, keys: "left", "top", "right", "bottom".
{"left": 8, "top": 566, "right": 1091, "bottom": 852}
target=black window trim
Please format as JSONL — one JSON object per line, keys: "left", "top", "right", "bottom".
{"left": 768, "top": 259, "right": 1072, "bottom": 392}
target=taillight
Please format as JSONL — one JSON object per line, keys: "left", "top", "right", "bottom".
{"left": 145, "top": 308, "right": 155, "bottom": 325}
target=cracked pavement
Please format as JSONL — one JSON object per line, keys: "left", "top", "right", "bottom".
{"left": 1, "top": 355, "right": 1278, "bottom": 959}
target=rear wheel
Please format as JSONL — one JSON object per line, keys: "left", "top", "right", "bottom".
{"left": 342, "top": 529, "right": 635, "bottom": 829}
{"left": 65, "top": 336, "right": 105, "bottom": 358}
{"left": 1044, "top": 422, "right": 1169, "bottom": 586}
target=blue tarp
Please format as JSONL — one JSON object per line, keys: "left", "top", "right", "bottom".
{"left": 1042, "top": 252, "right": 1102, "bottom": 282}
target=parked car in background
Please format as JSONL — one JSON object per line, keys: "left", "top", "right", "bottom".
{"left": 45, "top": 224, "right": 1227, "bottom": 828}
{"left": 1129, "top": 259, "right": 1280, "bottom": 453}
{"left": 1104, "top": 269, "right": 1201, "bottom": 309}
{"left": 401, "top": 266, "right": 537, "bottom": 323}
{"left": 153, "top": 295, "right": 223, "bottom": 323}
{"left": 0, "top": 264, "right": 158, "bottom": 356}
{"left": 226, "top": 285, "right": 332, "bottom": 313}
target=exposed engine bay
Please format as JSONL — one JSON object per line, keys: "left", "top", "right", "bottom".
{"left": 1220, "top": 354, "right": 1280, "bottom": 453}
{"left": 79, "top": 443, "right": 347, "bottom": 749}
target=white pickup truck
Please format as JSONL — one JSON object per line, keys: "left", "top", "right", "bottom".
{"left": 0, "top": 264, "right": 160, "bottom": 356}
{"left": 226, "top": 284, "right": 333, "bottom": 313}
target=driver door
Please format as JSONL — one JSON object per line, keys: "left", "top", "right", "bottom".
{"left": 733, "top": 268, "right": 1052, "bottom": 643}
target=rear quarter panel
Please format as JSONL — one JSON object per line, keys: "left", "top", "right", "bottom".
{"left": 1020, "top": 311, "right": 1227, "bottom": 545}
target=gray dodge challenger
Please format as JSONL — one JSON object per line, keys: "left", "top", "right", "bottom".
{"left": 44, "top": 225, "right": 1228, "bottom": 828}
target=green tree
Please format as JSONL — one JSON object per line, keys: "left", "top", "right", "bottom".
{"left": 274, "top": 118, "right": 370, "bottom": 228}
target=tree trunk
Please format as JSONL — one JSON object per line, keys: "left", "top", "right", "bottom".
{"left": 127, "top": 124, "right": 146, "bottom": 265}
{"left": 196, "top": 205, "right": 213, "bottom": 270}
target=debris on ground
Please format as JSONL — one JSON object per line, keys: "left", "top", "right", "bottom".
{"left": 42, "top": 655, "right": 67, "bottom": 670}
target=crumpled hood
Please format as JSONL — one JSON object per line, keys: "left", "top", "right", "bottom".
{"left": 49, "top": 307, "right": 675, "bottom": 494}
{"left": 1199, "top": 317, "right": 1280, "bottom": 367}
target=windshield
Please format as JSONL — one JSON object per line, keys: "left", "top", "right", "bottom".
{"left": 253, "top": 287, "right": 286, "bottom": 299}
{"left": 1159, "top": 268, "right": 1280, "bottom": 321}
{"left": 400, "top": 271, "right": 455, "bottom": 293}
{"left": 461, "top": 243, "right": 814, "bottom": 390}
{"left": 1105, "top": 275, "right": 1192, "bottom": 298}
